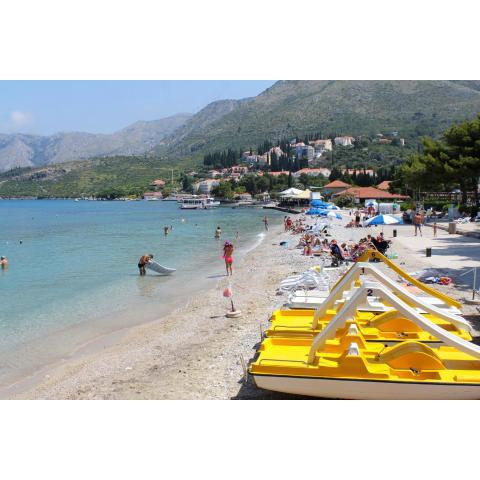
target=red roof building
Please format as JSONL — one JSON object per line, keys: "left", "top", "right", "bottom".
{"left": 376, "top": 180, "right": 391, "bottom": 191}
{"left": 323, "top": 180, "right": 351, "bottom": 189}
{"left": 334, "top": 186, "right": 407, "bottom": 200}
{"left": 150, "top": 179, "right": 166, "bottom": 188}
{"left": 322, "top": 179, "right": 352, "bottom": 196}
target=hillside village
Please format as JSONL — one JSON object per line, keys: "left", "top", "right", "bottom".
{"left": 145, "top": 133, "right": 406, "bottom": 205}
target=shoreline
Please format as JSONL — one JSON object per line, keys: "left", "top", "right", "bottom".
{"left": 0, "top": 199, "right": 280, "bottom": 397}
{"left": 5, "top": 221, "right": 289, "bottom": 399}
{"left": 8, "top": 213, "right": 480, "bottom": 399}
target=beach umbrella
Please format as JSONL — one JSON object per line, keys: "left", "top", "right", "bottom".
{"left": 327, "top": 211, "right": 343, "bottom": 220}
{"left": 311, "top": 199, "right": 329, "bottom": 208}
{"left": 365, "top": 214, "right": 401, "bottom": 226}
{"left": 306, "top": 208, "right": 323, "bottom": 215}
{"left": 280, "top": 187, "right": 304, "bottom": 197}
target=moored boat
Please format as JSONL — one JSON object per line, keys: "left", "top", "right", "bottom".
{"left": 180, "top": 196, "right": 220, "bottom": 209}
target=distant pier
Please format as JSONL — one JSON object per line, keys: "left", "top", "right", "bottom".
{"left": 263, "top": 205, "right": 302, "bottom": 214}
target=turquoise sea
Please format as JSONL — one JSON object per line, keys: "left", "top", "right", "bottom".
{"left": 0, "top": 199, "right": 281, "bottom": 389}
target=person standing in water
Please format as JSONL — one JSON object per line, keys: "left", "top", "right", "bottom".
{"left": 138, "top": 254, "right": 153, "bottom": 276}
{"left": 215, "top": 226, "right": 222, "bottom": 239}
{"left": 223, "top": 241, "right": 234, "bottom": 276}
{"left": 263, "top": 216, "right": 269, "bottom": 231}
{"left": 0, "top": 256, "right": 8, "bottom": 270}
{"left": 164, "top": 226, "right": 169, "bottom": 236}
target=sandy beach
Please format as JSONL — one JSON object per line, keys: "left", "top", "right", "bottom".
{"left": 8, "top": 213, "right": 480, "bottom": 400}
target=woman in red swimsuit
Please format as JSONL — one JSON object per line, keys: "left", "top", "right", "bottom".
{"left": 223, "top": 241, "right": 234, "bottom": 276}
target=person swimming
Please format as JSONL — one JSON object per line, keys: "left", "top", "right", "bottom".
{"left": 138, "top": 254, "right": 153, "bottom": 276}
{"left": 215, "top": 226, "right": 222, "bottom": 239}
{"left": 164, "top": 226, "right": 169, "bottom": 236}
{"left": 1, "top": 256, "right": 8, "bottom": 270}
{"left": 223, "top": 241, "right": 234, "bottom": 276}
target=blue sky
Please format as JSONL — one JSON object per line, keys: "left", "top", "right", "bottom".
{"left": 0, "top": 81, "right": 276, "bottom": 136}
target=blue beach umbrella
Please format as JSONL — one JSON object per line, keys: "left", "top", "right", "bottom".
{"left": 327, "top": 211, "right": 343, "bottom": 220}
{"left": 310, "top": 200, "right": 329, "bottom": 208}
{"left": 365, "top": 214, "right": 402, "bottom": 226}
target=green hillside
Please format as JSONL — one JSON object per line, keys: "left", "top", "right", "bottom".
{"left": 2, "top": 80, "right": 480, "bottom": 197}
{"left": 0, "top": 155, "right": 198, "bottom": 198}
{"left": 162, "top": 80, "right": 480, "bottom": 155}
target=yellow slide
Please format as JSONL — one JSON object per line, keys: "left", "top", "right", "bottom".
{"left": 354, "top": 249, "right": 461, "bottom": 309}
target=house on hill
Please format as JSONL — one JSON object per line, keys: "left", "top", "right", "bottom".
{"left": 292, "top": 168, "right": 331, "bottom": 178}
{"left": 334, "top": 136, "right": 355, "bottom": 147}
{"left": 194, "top": 179, "right": 220, "bottom": 194}
{"left": 309, "top": 139, "right": 333, "bottom": 153}
{"left": 342, "top": 168, "right": 375, "bottom": 177}
{"left": 150, "top": 179, "right": 166, "bottom": 190}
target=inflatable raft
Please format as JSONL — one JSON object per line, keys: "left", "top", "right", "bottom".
{"left": 146, "top": 260, "right": 176, "bottom": 275}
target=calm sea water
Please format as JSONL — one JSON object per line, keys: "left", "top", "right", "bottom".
{"left": 0, "top": 199, "right": 281, "bottom": 388}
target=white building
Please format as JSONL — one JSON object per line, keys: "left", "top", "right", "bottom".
{"left": 334, "top": 136, "right": 355, "bottom": 147}
{"left": 256, "top": 154, "right": 269, "bottom": 166}
{"left": 295, "top": 145, "right": 314, "bottom": 162}
{"left": 292, "top": 168, "right": 331, "bottom": 178}
{"left": 194, "top": 179, "right": 220, "bottom": 194}
{"left": 310, "top": 139, "right": 333, "bottom": 152}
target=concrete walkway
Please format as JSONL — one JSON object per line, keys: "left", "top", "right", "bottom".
{"left": 379, "top": 223, "right": 480, "bottom": 290}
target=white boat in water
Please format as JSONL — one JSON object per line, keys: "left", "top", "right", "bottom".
{"left": 180, "top": 196, "right": 220, "bottom": 209}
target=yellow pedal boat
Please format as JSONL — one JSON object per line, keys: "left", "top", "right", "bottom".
{"left": 266, "top": 308, "right": 472, "bottom": 342}
{"left": 249, "top": 334, "right": 480, "bottom": 399}
{"left": 250, "top": 283, "right": 480, "bottom": 399}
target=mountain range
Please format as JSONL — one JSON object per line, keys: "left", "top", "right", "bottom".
{"left": 0, "top": 113, "right": 191, "bottom": 172}
{"left": 1, "top": 80, "right": 480, "bottom": 198}
{"left": 2, "top": 80, "right": 480, "bottom": 174}
{"left": 158, "top": 80, "right": 480, "bottom": 156}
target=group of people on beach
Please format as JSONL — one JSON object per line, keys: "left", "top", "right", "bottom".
{"left": 295, "top": 222, "right": 392, "bottom": 261}
{"left": 137, "top": 219, "right": 240, "bottom": 277}
{"left": 345, "top": 210, "right": 372, "bottom": 228}
{"left": 284, "top": 216, "right": 305, "bottom": 233}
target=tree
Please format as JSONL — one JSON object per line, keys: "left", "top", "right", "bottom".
{"left": 443, "top": 114, "right": 480, "bottom": 214}
{"left": 211, "top": 182, "right": 233, "bottom": 199}
{"left": 333, "top": 193, "right": 356, "bottom": 208}
{"left": 394, "top": 114, "right": 480, "bottom": 211}
{"left": 298, "top": 173, "right": 311, "bottom": 189}
{"left": 329, "top": 167, "right": 342, "bottom": 181}
{"left": 181, "top": 174, "right": 194, "bottom": 193}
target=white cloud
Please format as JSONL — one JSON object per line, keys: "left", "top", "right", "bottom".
{"left": 0, "top": 110, "right": 35, "bottom": 133}
{"left": 10, "top": 110, "right": 34, "bottom": 128}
